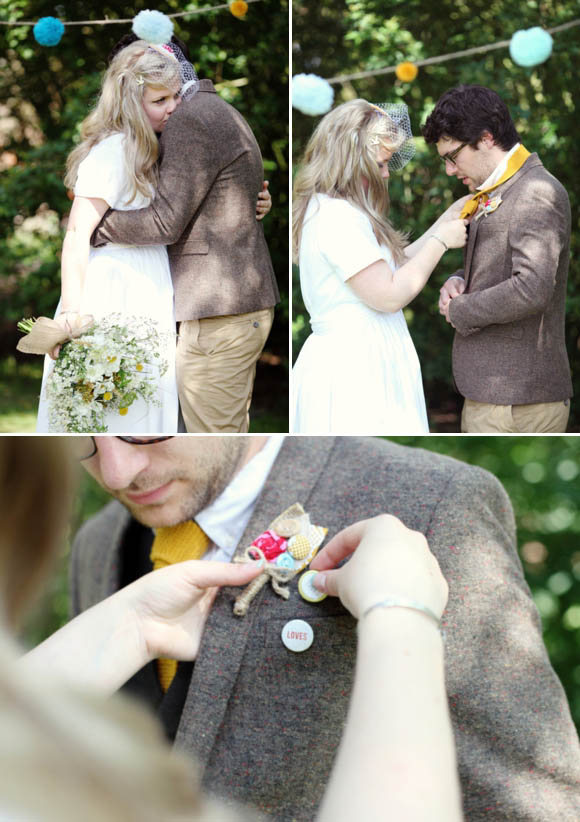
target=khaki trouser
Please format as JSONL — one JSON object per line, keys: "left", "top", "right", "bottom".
{"left": 461, "top": 398, "right": 571, "bottom": 433}
{"left": 176, "top": 308, "right": 275, "bottom": 433}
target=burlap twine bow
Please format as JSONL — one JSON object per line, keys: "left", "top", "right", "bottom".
{"left": 233, "top": 503, "right": 327, "bottom": 617}
{"left": 16, "top": 314, "right": 95, "bottom": 355}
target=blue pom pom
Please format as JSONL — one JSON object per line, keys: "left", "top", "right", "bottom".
{"left": 509, "top": 27, "right": 553, "bottom": 67}
{"left": 132, "top": 10, "right": 174, "bottom": 45}
{"left": 33, "top": 17, "right": 65, "bottom": 47}
{"left": 292, "top": 74, "right": 334, "bottom": 116}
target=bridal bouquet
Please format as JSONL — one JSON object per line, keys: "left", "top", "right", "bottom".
{"left": 18, "top": 314, "right": 168, "bottom": 432}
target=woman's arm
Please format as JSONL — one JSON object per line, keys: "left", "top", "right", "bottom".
{"left": 405, "top": 195, "right": 471, "bottom": 259}
{"left": 59, "top": 195, "right": 110, "bottom": 316}
{"left": 311, "top": 516, "right": 463, "bottom": 822}
{"left": 20, "top": 560, "right": 262, "bottom": 695}
{"left": 347, "top": 217, "right": 467, "bottom": 313}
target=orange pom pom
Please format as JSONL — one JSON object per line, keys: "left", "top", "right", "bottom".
{"left": 229, "top": 1, "right": 248, "bottom": 18}
{"left": 395, "top": 62, "right": 418, "bottom": 82}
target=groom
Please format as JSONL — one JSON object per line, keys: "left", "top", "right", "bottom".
{"left": 91, "top": 35, "right": 279, "bottom": 433}
{"left": 423, "top": 85, "right": 572, "bottom": 433}
{"left": 71, "top": 436, "right": 580, "bottom": 821}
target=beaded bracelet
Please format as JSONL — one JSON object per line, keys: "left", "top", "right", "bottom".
{"left": 362, "top": 596, "right": 441, "bottom": 628}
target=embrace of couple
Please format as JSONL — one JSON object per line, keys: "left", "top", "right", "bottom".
{"left": 3, "top": 435, "right": 580, "bottom": 821}
{"left": 291, "top": 85, "right": 572, "bottom": 434}
{"left": 36, "top": 34, "right": 279, "bottom": 434}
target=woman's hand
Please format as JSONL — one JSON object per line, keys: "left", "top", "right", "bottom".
{"left": 48, "top": 312, "right": 80, "bottom": 360}
{"left": 127, "top": 559, "right": 263, "bottom": 663}
{"left": 256, "top": 180, "right": 272, "bottom": 220}
{"left": 438, "top": 216, "right": 469, "bottom": 249}
{"left": 22, "top": 559, "right": 263, "bottom": 694}
{"left": 310, "top": 514, "right": 448, "bottom": 621}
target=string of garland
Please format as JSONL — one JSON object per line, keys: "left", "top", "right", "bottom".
{"left": 293, "top": 18, "right": 580, "bottom": 116}
{"left": 0, "top": 2, "right": 258, "bottom": 45}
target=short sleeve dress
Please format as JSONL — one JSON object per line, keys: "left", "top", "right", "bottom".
{"left": 292, "top": 194, "right": 429, "bottom": 433}
{"left": 36, "top": 133, "right": 178, "bottom": 433}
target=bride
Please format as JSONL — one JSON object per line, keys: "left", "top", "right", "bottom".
{"left": 36, "top": 41, "right": 269, "bottom": 434}
{"left": 292, "top": 99, "right": 467, "bottom": 434}
{"left": 36, "top": 42, "right": 184, "bottom": 433}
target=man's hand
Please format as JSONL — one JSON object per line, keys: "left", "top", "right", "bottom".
{"left": 439, "top": 277, "right": 465, "bottom": 325}
{"left": 256, "top": 180, "right": 272, "bottom": 221}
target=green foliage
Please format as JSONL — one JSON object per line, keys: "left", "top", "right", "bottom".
{"left": 0, "top": 0, "right": 289, "bottom": 408}
{"left": 293, "top": 0, "right": 579, "bottom": 430}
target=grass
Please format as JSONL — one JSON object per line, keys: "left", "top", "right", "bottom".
{"left": 0, "top": 355, "right": 289, "bottom": 434}
{"left": 0, "top": 356, "right": 42, "bottom": 432}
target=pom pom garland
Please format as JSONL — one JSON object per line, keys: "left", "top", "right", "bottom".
{"left": 132, "top": 9, "right": 174, "bottom": 45}
{"left": 229, "top": 1, "right": 249, "bottom": 18}
{"left": 33, "top": 17, "right": 65, "bottom": 47}
{"left": 292, "top": 73, "right": 334, "bottom": 116}
{"left": 395, "top": 62, "right": 418, "bottom": 82}
{"left": 509, "top": 27, "right": 553, "bottom": 67}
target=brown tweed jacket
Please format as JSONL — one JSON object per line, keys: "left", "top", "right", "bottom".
{"left": 70, "top": 437, "right": 580, "bottom": 821}
{"left": 92, "top": 80, "right": 279, "bottom": 322}
{"left": 448, "top": 153, "right": 572, "bottom": 405}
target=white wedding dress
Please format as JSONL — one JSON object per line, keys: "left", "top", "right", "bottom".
{"left": 36, "top": 133, "right": 178, "bottom": 433}
{"left": 292, "top": 194, "right": 429, "bottom": 433}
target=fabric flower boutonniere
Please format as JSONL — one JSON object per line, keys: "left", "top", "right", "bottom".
{"left": 475, "top": 194, "right": 503, "bottom": 220}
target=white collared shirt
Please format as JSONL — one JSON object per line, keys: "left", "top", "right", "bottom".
{"left": 477, "top": 142, "right": 521, "bottom": 190}
{"left": 195, "top": 436, "right": 285, "bottom": 563}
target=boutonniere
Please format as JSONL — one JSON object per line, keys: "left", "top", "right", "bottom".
{"left": 475, "top": 194, "right": 503, "bottom": 220}
{"left": 233, "top": 503, "right": 328, "bottom": 616}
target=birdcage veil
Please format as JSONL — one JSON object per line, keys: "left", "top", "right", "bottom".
{"left": 161, "top": 42, "right": 199, "bottom": 100}
{"left": 367, "top": 102, "right": 416, "bottom": 171}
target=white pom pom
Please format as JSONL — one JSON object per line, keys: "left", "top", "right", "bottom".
{"left": 132, "top": 10, "right": 174, "bottom": 45}
{"left": 292, "top": 74, "right": 334, "bottom": 116}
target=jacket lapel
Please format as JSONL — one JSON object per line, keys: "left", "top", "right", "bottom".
{"left": 463, "top": 217, "right": 480, "bottom": 288}
{"left": 464, "top": 153, "right": 542, "bottom": 288}
{"left": 173, "top": 437, "right": 337, "bottom": 765}
{"left": 90, "top": 501, "right": 131, "bottom": 604}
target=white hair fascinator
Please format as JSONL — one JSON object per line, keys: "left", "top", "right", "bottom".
{"left": 368, "top": 102, "right": 416, "bottom": 171}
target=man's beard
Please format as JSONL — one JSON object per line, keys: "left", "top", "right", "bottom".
{"left": 118, "top": 439, "right": 250, "bottom": 527}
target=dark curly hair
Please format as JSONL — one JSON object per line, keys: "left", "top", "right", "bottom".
{"left": 422, "top": 85, "right": 520, "bottom": 151}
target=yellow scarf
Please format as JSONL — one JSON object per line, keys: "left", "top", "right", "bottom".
{"left": 149, "top": 521, "right": 210, "bottom": 692}
{"left": 460, "top": 144, "right": 531, "bottom": 220}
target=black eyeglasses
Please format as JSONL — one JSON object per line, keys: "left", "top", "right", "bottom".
{"left": 74, "top": 436, "right": 174, "bottom": 461}
{"left": 440, "top": 142, "right": 468, "bottom": 167}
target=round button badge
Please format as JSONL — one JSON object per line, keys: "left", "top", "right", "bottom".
{"left": 281, "top": 619, "right": 314, "bottom": 652}
{"left": 298, "top": 570, "right": 327, "bottom": 603}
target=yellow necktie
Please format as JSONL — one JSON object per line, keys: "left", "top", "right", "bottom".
{"left": 460, "top": 144, "right": 531, "bottom": 219}
{"left": 149, "top": 521, "right": 210, "bottom": 692}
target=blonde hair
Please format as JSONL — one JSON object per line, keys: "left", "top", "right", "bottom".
{"left": 0, "top": 437, "right": 76, "bottom": 628}
{"left": 292, "top": 99, "right": 409, "bottom": 264}
{"left": 64, "top": 42, "right": 181, "bottom": 203}
{"left": 0, "top": 437, "right": 244, "bottom": 822}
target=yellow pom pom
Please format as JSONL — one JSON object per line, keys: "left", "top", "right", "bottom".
{"left": 229, "top": 1, "right": 248, "bottom": 19}
{"left": 119, "top": 407, "right": 128, "bottom": 416}
{"left": 395, "top": 62, "right": 418, "bottom": 82}
{"left": 103, "top": 392, "right": 112, "bottom": 401}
